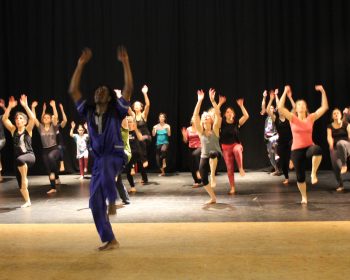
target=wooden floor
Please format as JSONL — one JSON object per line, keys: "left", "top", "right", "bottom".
{"left": 1, "top": 222, "right": 350, "bottom": 280}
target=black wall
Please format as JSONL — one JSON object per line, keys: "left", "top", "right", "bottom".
{"left": 1, "top": 0, "right": 350, "bottom": 175}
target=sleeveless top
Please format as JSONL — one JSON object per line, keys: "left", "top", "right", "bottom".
{"left": 290, "top": 114, "right": 314, "bottom": 150}
{"left": 220, "top": 119, "right": 240, "bottom": 144}
{"left": 13, "top": 129, "right": 33, "bottom": 157}
{"left": 186, "top": 127, "right": 201, "bottom": 148}
{"left": 37, "top": 123, "right": 58, "bottom": 148}
{"left": 328, "top": 122, "right": 349, "bottom": 146}
{"left": 156, "top": 128, "right": 169, "bottom": 146}
{"left": 200, "top": 131, "right": 222, "bottom": 158}
{"left": 0, "top": 115, "right": 5, "bottom": 140}
{"left": 275, "top": 115, "right": 292, "bottom": 145}
{"left": 136, "top": 115, "right": 151, "bottom": 136}
{"left": 121, "top": 127, "right": 131, "bottom": 163}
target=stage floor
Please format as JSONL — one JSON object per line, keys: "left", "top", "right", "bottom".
{"left": 0, "top": 171, "right": 349, "bottom": 223}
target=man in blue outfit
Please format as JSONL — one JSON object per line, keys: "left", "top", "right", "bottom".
{"left": 69, "top": 46, "right": 133, "bottom": 250}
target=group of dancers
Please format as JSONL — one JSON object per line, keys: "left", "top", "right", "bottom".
{"left": 1, "top": 46, "right": 350, "bottom": 250}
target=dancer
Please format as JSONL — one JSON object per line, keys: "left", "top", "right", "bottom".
{"left": 266, "top": 89, "right": 295, "bottom": 184}
{"left": 69, "top": 46, "right": 133, "bottom": 250}
{"left": 2, "top": 95, "right": 36, "bottom": 207}
{"left": 0, "top": 99, "right": 6, "bottom": 182}
{"left": 152, "top": 113, "right": 171, "bottom": 176}
{"left": 343, "top": 107, "right": 350, "bottom": 123}
{"left": 126, "top": 116, "right": 144, "bottom": 192}
{"left": 32, "top": 100, "right": 61, "bottom": 194}
{"left": 327, "top": 108, "right": 350, "bottom": 191}
{"left": 181, "top": 118, "right": 202, "bottom": 187}
{"left": 130, "top": 85, "right": 151, "bottom": 184}
{"left": 261, "top": 90, "right": 280, "bottom": 175}
{"left": 70, "top": 121, "right": 89, "bottom": 180}
{"left": 220, "top": 97, "right": 249, "bottom": 194}
{"left": 278, "top": 85, "right": 328, "bottom": 204}
{"left": 57, "top": 103, "right": 68, "bottom": 172}
{"left": 192, "top": 89, "right": 222, "bottom": 204}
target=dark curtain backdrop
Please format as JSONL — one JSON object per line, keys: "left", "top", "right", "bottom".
{"left": 1, "top": 0, "right": 350, "bottom": 175}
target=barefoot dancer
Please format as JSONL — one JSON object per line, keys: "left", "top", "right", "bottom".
{"left": 192, "top": 89, "right": 222, "bottom": 204}
{"left": 278, "top": 85, "right": 328, "bottom": 204}
{"left": 220, "top": 97, "right": 249, "bottom": 194}
{"left": 2, "top": 95, "right": 36, "bottom": 208}
{"left": 327, "top": 108, "right": 350, "bottom": 191}
{"left": 70, "top": 121, "right": 89, "bottom": 180}
{"left": 69, "top": 46, "right": 133, "bottom": 250}
{"left": 0, "top": 99, "right": 6, "bottom": 182}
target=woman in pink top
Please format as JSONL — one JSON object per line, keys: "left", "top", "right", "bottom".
{"left": 181, "top": 117, "right": 202, "bottom": 187}
{"left": 278, "top": 85, "right": 328, "bottom": 204}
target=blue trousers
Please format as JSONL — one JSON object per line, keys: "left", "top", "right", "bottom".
{"left": 89, "top": 155, "right": 124, "bottom": 242}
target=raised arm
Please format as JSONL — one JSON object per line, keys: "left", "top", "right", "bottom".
{"left": 208, "top": 88, "right": 222, "bottom": 135}
{"left": 287, "top": 90, "right": 296, "bottom": 110}
{"left": 31, "top": 101, "right": 40, "bottom": 127}
{"left": 181, "top": 127, "right": 188, "bottom": 143}
{"left": 236, "top": 99, "right": 249, "bottom": 127}
{"left": 192, "top": 90, "right": 205, "bottom": 135}
{"left": 0, "top": 99, "right": 7, "bottom": 112}
{"left": 59, "top": 103, "right": 68, "bottom": 128}
{"left": 141, "top": 85, "right": 150, "bottom": 120}
{"left": 266, "top": 91, "right": 276, "bottom": 122}
{"left": 313, "top": 85, "right": 329, "bottom": 121}
{"left": 277, "top": 86, "right": 294, "bottom": 121}
{"left": 260, "top": 90, "right": 267, "bottom": 115}
{"left": 49, "top": 100, "right": 59, "bottom": 126}
{"left": 117, "top": 46, "right": 133, "bottom": 102}
{"left": 69, "top": 48, "right": 92, "bottom": 103}
{"left": 41, "top": 102, "right": 46, "bottom": 120}
{"left": 2, "top": 96, "right": 17, "bottom": 134}
{"left": 70, "top": 121, "right": 75, "bottom": 137}
{"left": 19, "top": 94, "right": 35, "bottom": 134}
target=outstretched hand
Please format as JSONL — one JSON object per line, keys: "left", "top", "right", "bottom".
{"left": 114, "top": 89, "right": 122, "bottom": 98}
{"left": 197, "top": 90, "right": 205, "bottom": 101}
{"left": 236, "top": 98, "right": 244, "bottom": 107}
{"left": 263, "top": 90, "right": 267, "bottom": 97}
{"left": 78, "top": 48, "right": 92, "bottom": 66}
{"left": 117, "top": 45, "right": 129, "bottom": 63}
{"left": 269, "top": 91, "right": 275, "bottom": 100}
{"left": 59, "top": 103, "right": 64, "bottom": 110}
{"left": 8, "top": 96, "right": 17, "bottom": 109}
{"left": 71, "top": 121, "right": 75, "bottom": 128}
{"left": 218, "top": 95, "right": 226, "bottom": 106}
{"left": 19, "top": 94, "right": 28, "bottom": 108}
{"left": 0, "top": 99, "right": 6, "bottom": 108}
{"left": 344, "top": 108, "right": 349, "bottom": 115}
{"left": 31, "top": 101, "right": 38, "bottom": 108}
{"left": 209, "top": 88, "right": 216, "bottom": 102}
{"left": 274, "top": 88, "right": 279, "bottom": 96}
{"left": 49, "top": 100, "right": 56, "bottom": 108}
{"left": 142, "top": 85, "right": 148, "bottom": 94}
{"left": 84, "top": 122, "right": 88, "bottom": 130}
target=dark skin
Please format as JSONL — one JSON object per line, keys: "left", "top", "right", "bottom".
{"left": 69, "top": 46, "right": 133, "bottom": 115}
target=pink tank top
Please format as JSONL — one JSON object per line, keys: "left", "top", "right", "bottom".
{"left": 187, "top": 127, "right": 201, "bottom": 148}
{"left": 290, "top": 114, "right": 314, "bottom": 150}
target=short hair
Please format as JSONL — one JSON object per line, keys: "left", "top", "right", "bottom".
{"left": 15, "top": 112, "right": 28, "bottom": 125}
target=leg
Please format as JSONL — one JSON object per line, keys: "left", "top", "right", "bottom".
{"left": 84, "top": 157, "right": 89, "bottom": 174}
{"left": 199, "top": 158, "right": 216, "bottom": 204}
{"left": 209, "top": 154, "right": 218, "bottom": 188}
{"left": 330, "top": 149, "right": 344, "bottom": 191}
{"left": 126, "top": 160, "right": 136, "bottom": 192}
{"left": 222, "top": 145, "right": 236, "bottom": 194}
{"left": 116, "top": 174, "right": 130, "bottom": 204}
{"left": 336, "top": 140, "right": 350, "bottom": 174}
{"left": 233, "top": 144, "right": 245, "bottom": 177}
{"left": 291, "top": 149, "right": 308, "bottom": 204}
{"left": 306, "top": 145, "right": 322, "bottom": 184}
{"left": 79, "top": 158, "right": 84, "bottom": 178}
{"left": 15, "top": 154, "right": 35, "bottom": 207}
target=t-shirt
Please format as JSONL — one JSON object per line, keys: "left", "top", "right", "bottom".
{"left": 37, "top": 123, "right": 59, "bottom": 148}
{"left": 290, "top": 114, "right": 314, "bottom": 150}
{"left": 264, "top": 116, "right": 277, "bottom": 139}
{"left": 186, "top": 127, "right": 201, "bottom": 148}
{"left": 73, "top": 134, "right": 89, "bottom": 158}
{"left": 327, "top": 122, "right": 349, "bottom": 146}
{"left": 220, "top": 119, "right": 240, "bottom": 145}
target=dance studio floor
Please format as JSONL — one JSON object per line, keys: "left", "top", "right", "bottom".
{"left": 1, "top": 171, "right": 350, "bottom": 279}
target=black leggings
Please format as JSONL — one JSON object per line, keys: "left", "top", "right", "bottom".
{"left": 199, "top": 151, "right": 221, "bottom": 186}
{"left": 156, "top": 144, "right": 169, "bottom": 169}
{"left": 277, "top": 142, "right": 291, "bottom": 179}
{"left": 15, "top": 153, "right": 36, "bottom": 188}
{"left": 0, "top": 138, "right": 5, "bottom": 163}
{"left": 291, "top": 145, "right": 322, "bottom": 183}
{"left": 126, "top": 152, "right": 141, "bottom": 187}
{"left": 188, "top": 147, "right": 201, "bottom": 183}
{"left": 138, "top": 139, "right": 151, "bottom": 182}
{"left": 42, "top": 146, "right": 60, "bottom": 189}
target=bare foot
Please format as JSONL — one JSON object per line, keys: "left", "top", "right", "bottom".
{"left": 192, "top": 183, "right": 201, "bottom": 188}
{"left": 301, "top": 198, "right": 308, "bottom": 204}
{"left": 204, "top": 199, "right": 216, "bottom": 205}
{"left": 239, "top": 168, "right": 245, "bottom": 177}
{"left": 129, "top": 187, "right": 137, "bottom": 193}
{"left": 79, "top": 176, "right": 84, "bottom": 181}
{"left": 0, "top": 176, "right": 3, "bottom": 182}
{"left": 311, "top": 174, "right": 318, "bottom": 185}
{"left": 143, "top": 161, "right": 148, "bottom": 168}
{"left": 228, "top": 187, "right": 236, "bottom": 195}
{"left": 21, "top": 201, "right": 31, "bottom": 208}
{"left": 196, "top": 171, "right": 201, "bottom": 179}
{"left": 130, "top": 168, "right": 136, "bottom": 176}
{"left": 162, "top": 159, "right": 167, "bottom": 169}
{"left": 336, "top": 186, "right": 345, "bottom": 192}
{"left": 60, "top": 162, "right": 65, "bottom": 172}
{"left": 98, "top": 239, "right": 120, "bottom": 251}
{"left": 55, "top": 178, "right": 61, "bottom": 185}
{"left": 341, "top": 165, "right": 347, "bottom": 174}
{"left": 282, "top": 179, "right": 289, "bottom": 185}
{"left": 47, "top": 189, "right": 57, "bottom": 194}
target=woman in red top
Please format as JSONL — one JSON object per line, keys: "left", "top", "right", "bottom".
{"left": 278, "top": 85, "right": 328, "bottom": 204}
{"left": 181, "top": 118, "right": 202, "bottom": 187}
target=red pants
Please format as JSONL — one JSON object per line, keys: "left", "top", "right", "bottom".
{"left": 222, "top": 143, "right": 243, "bottom": 185}
{"left": 78, "top": 157, "right": 89, "bottom": 176}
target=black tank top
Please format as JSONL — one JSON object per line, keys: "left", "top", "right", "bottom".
{"left": 328, "top": 122, "right": 349, "bottom": 146}
{"left": 220, "top": 119, "right": 240, "bottom": 144}
{"left": 276, "top": 115, "right": 292, "bottom": 145}
{"left": 13, "top": 129, "right": 33, "bottom": 157}
{"left": 136, "top": 116, "right": 151, "bottom": 136}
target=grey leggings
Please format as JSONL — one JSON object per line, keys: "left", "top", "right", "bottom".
{"left": 330, "top": 140, "right": 350, "bottom": 186}
{"left": 0, "top": 138, "right": 5, "bottom": 163}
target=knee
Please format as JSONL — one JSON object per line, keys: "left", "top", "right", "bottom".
{"left": 209, "top": 151, "right": 219, "bottom": 159}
